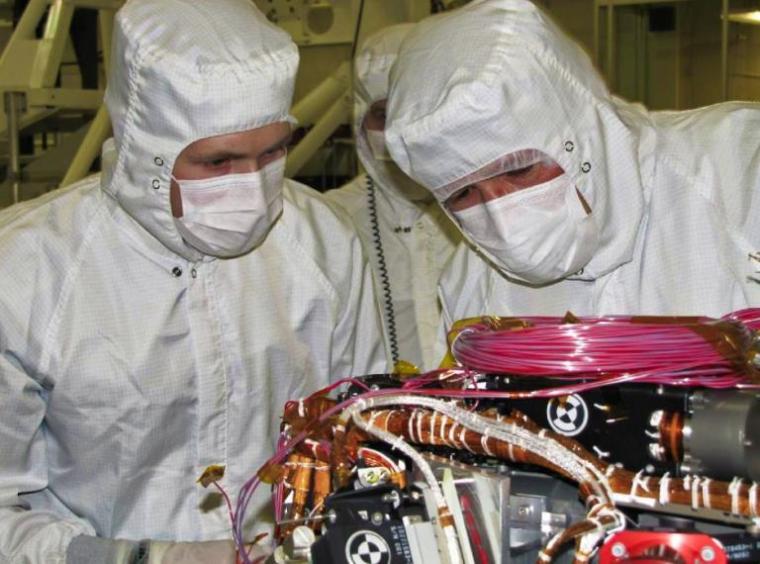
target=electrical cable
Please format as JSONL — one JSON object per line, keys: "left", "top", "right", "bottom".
{"left": 367, "top": 175, "right": 400, "bottom": 364}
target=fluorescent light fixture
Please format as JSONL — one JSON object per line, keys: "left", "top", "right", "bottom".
{"left": 727, "top": 10, "right": 760, "bottom": 25}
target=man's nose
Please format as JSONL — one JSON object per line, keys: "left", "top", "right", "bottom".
{"left": 236, "top": 160, "right": 261, "bottom": 174}
{"left": 475, "top": 176, "right": 517, "bottom": 203}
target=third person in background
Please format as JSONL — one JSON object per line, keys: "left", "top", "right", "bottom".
{"left": 325, "top": 24, "right": 462, "bottom": 371}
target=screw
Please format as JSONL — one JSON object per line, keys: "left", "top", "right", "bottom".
{"left": 648, "top": 443, "right": 665, "bottom": 461}
{"left": 611, "top": 542, "right": 627, "bottom": 558}
{"left": 700, "top": 546, "right": 716, "bottom": 562}
{"left": 649, "top": 410, "right": 664, "bottom": 427}
{"left": 371, "top": 511, "right": 384, "bottom": 525}
{"left": 517, "top": 505, "right": 532, "bottom": 518}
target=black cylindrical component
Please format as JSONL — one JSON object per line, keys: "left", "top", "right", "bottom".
{"left": 682, "top": 390, "right": 760, "bottom": 481}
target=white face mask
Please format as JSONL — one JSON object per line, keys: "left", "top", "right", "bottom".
{"left": 365, "top": 129, "right": 393, "bottom": 161}
{"left": 452, "top": 174, "right": 599, "bottom": 284}
{"left": 172, "top": 157, "right": 285, "bottom": 258}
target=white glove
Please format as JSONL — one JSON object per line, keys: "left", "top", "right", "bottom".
{"left": 148, "top": 539, "right": 271, "bottom": 564}
{"left": 147, "top": 540, "right": 235, "bottom": 563}
{"left": 66, "top": 535, "right": 270, "bottom": 564}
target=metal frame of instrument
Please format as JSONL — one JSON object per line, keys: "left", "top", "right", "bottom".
{"left": 0, "top": 0, "right": 119, "bottom": 203}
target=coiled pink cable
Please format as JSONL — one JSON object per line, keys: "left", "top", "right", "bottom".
{"left": 451, "top": 308, "right": 760, "bottom": 388}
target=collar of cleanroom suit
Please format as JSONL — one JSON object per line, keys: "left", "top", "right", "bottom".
{"left": 384, "top": 0, "right": 760, "bottom": 355}
{"left": 0, "top": 0, "right": 387, "bottom": 562}
{"left": 324, "top": 23, "right": 461, "bottom": 370}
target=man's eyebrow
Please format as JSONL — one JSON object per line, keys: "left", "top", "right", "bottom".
{"left": 192, "top": 149, "right": 247, "bottom": 162}
{"left": 262, "top": 132, "right": 293, "bottom": 153}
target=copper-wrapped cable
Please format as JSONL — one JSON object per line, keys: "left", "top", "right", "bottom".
{"left": 279, "top": 453, "right": 315, "bottom": 537}
{"left": 359, "top": 407, "right": 760, "bottom": 520}
{"left": 290, "top": 454, "right": 314, "bottom": 522}
{"left": 283, "top": 396, "right": 337, "bottom": 430}
{"left": 310, "top": 460, "right": 331, "bottom": 531}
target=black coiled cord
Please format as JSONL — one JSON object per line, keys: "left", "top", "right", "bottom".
{"left": 366, "top": 175, "right": 399, "bottom": 365}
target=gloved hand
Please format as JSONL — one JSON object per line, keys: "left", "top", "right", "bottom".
{"left": 66, "top": 535, "right": 271, "bottom": 564}
{"left": 147, "top": 539, "right": 271, "bottom": 563}
{"left": 147, "top": 539, "right": 237, "bottom": 563}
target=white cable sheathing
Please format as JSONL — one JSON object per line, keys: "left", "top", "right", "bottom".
{"left": 348, "top": 395, "right": 614, "bottom": 502}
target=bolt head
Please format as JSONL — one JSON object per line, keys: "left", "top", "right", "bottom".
{"left": 701, "top": 546, "right": 716, "bottom": 562}
{"left": 610, "top": 542, "right": 627, "bottom": 558}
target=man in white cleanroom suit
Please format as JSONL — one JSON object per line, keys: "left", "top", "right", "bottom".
{"left": 385, "top": 0, "right": 760, "bottom": 332}
{"left": 0, "top": 0, "right": 386, "bottom": 562}
{"left": 325, "top": 24, "right": 461, "bottom": 370}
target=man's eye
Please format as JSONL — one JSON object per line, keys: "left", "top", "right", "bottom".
{"left": 206, "top": 158, "right": 230, "bottom": 167}
{"left": 265, "top": 146, "right": 285, "bottom": 157}
{"left": 450, "top": 187, "right": 472, "bottom": 203}
{"left": 506, "top": 164, "right": 536, "bottom": 177}
{"left": 260, "top": 147, "right": 286, "bottom": 164}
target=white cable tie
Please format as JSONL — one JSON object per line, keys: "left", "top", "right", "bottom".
{"left": 406, "top": 411, "right": 416, "bottom": 443}
{"left": 367, "top": 410, "right": 383, "bottom": 433}
{"left": 539, "top": 429, "right": 548, "bottom": 438}
{"left": 630, "top": 470, "right": 645, "bottom": 497}
{"left": 592, "top": 446, "right": 610, "bottom": 459}
{"left": 691, "top": 475, "right": 701, "bottom": 510}
{"left": 481, "top": 427, "right": 494, "bottom": 456}
{"left": 448, "top": 420, "right": 458, "bottom": 448}
{"left": 416, "top": 409, "right": 424, "bottom": 444}
{"left": 640, "top": 475, "right": 651, "bottom": 493}
{"left": 387, "top": 410, "right": 399, "bottom": 432}
{"left": 702, "top": 478, "right": 712, "bottom": 509}
{"left": 683, "top": 475, "right": 691, "bottom": 491}
{"left": 729, "top": 477, "right": 742, "bottom": 515}
{"left": 430, "top": 410, "right": 438, "bottom": 442}
{"left": 460, "top": 427, "right": 474, "bottom": 453}
{"left": 297, "top": 399, "right": 305, "bottom": 418}
{"left": 439, "top": 412, "right": 448, "bottom": 444}
{"left": 659, "top": 473, "right": 671, "bottom": 506}
{"left": 750, "top": 483, "right": 758, "bottom": 517}
{"left": 605, "top": 465, "right": 616, "bottom": 477}
{"left": 508, "top": 442, "right": 515, "bottom": 461}
{"left": 334, "top": 423, "right": 346, "bottom": 434}
{"left": 537, "top": 550, "right": 551, "bottom": 563}
{"left": 390, "top": 433, "right": 406, "bottom": 453}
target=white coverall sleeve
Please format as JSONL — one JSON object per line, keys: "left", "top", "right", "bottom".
{"left": 329, "top": 235, "right": 390, "bottom": 379}
{"left": 0, "top": 354, "right": 96, "bottom": 564}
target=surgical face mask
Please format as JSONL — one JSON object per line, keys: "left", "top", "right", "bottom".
{"left": 452, "top": 174, "right": 599, "bottom": 284}
{"left": 365, "top": 129, "right": 393, "bottom": 161}
{"left": 172, "top": 157, "right": 285, "bottom": 258}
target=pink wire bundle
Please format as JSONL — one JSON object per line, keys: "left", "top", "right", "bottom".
{"left": 451, "top": 308, "right": 760, "bottom": 388}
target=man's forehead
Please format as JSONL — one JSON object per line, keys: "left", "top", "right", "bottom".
{"left": 184, "top": 122, "right": 291, "bottom": 156}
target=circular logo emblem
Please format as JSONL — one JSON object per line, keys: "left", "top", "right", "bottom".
{"left": 345, "top": 530, "right": 392, "bottom": 564}
{"left": 546, "top": 394, "right": 589, "bottom": 437}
